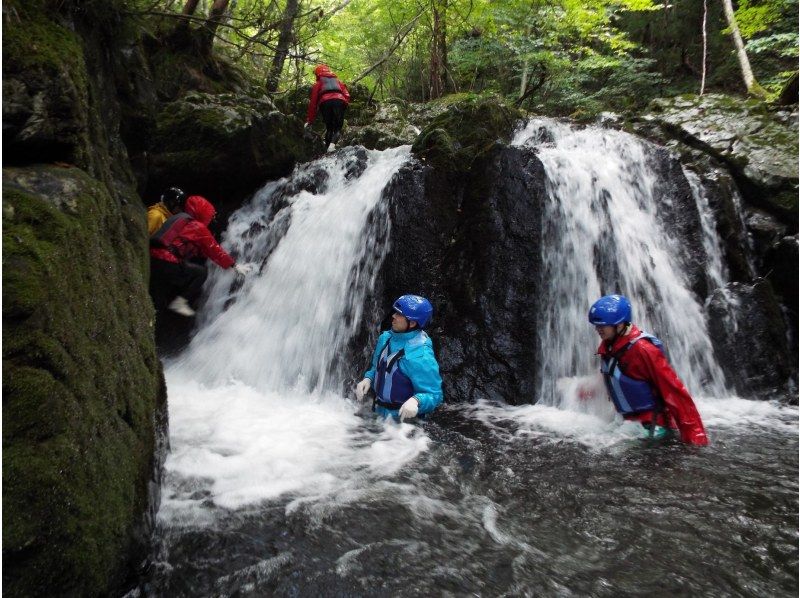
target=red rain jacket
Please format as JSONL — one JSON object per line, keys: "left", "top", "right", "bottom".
{"left": 150, "top": 195, "right": 235, "bottom": 269}
{"left": 306, "top": 71, "right": 350, "bottom": 124}
{"left": 597, "top": 325, "right": 709, "bottom": 446}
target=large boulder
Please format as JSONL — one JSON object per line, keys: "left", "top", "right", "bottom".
{"left": 3, "top": 165, "right": 167, "bottom": 596}
{"left": 367, "top": 144, "right": 547, "bottom": 404}
{"left": 2, "top": 2, "right": 167, "bottom": 595}
{"left": 641, "top": 94, "right": 798, "bottom": 221}
{"left": 144, "top": 91, "right": 317, "bottom": 220}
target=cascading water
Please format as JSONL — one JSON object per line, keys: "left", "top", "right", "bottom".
{"left": 511, "top": 118, "right": 729, "bottom": 413}
{"left": 148, "top": 136, "right": 797, "bottom": 597}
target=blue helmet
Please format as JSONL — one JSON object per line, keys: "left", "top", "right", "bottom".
{"left": 393, "top": 295, "right": 433, "bottom": 328}
{"left": 588, "top": 294, "right": 632, "bottom": 326}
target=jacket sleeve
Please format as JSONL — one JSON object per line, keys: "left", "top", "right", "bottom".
{"left": 637, "top": 343, "right": 709, "bottom": 446}
{"left": 340, "top": 81, "right": 351, "bottom": 103}
{"left": 182, "top": 222, "right": 235, "bottom": 269}
{"left": 306, "top": 81, "right": 321, "bottom": 124}
{"left": 364, "top": 331, "right": 391, "bottom": 382}
{"left": 400, "top": 344, "right": 443, "bottom": 415}
{"left": 147, "top": 206, "right": 166, "bottom": 236}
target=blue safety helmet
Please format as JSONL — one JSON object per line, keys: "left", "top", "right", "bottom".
{"left": 393, "top": 295, "right": 434, "bottom": 328}
{"left": 588, "top": 294, "right": 632, "bottom": 326}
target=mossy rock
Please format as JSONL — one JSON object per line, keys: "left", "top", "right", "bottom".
{"left": 147, "top": 91, "right": 316, "bottom": 212}
{"left": 2, "top": 2, "right": 91, "bottom": 167}
{"left": 2, "top": 165, "right": 166, "bottom": 597}
{"left": 411, "top": 94, "right": 523, "bottom": 172}
{"left": 642, "top": 94, "right": 798, "bottom": 217}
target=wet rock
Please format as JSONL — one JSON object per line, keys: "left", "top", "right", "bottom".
{"left": 144, "top": 91, "right": 317, "bottom": 222}
{"left": 641, "top": 94, "right": 798, "bottom": 222}
{"left": 706, "top": 281, "right": 796, "bottom": 400}
{"left": 372, "top": 145, "right": 547, "bottom": 404}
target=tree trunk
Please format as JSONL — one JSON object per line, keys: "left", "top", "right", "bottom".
{"left": 429, "top": 0, "right": 448, "bottom": 99}
{"left": 720, "top": 0, "right": 767, "bottom": 98}
{"left": 199, "top": 0, "right": 231, "bottom": 59}
{"left": 700, "top": 0, "right": 708, "bottom": 94}
{"left": 182, "top": 0, "right": 200, "bottom": 16}
{"left": 266, "top": 0, "right": 299, "bottom": 92}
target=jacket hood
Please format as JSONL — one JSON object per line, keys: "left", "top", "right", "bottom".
{"left": 185, "top": 195, "right": 216, "bottom": 226}
{"left": 598, "top": 324, "right": 642, "bottom": 356}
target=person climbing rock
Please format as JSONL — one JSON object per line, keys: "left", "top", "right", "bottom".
{"left": 355, "top": 295, "right": 444, "bottom": 421}
{"left": 147, "top": 187, "right": 186, "bottom": 235}
{"left": 587, "top": 294, "right": 709, "bottom": 445}
{"left": 150, "top": 194, "right": 251, "bottom": 317}
{"left": 304, "top": 63, "right": 350, "bottom": 153}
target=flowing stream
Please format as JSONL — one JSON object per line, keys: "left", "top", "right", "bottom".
{"left": 145, "top": 134, "right": 797, "bottom": 597}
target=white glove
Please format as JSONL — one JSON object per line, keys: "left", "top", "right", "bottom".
{"left": 303, "top": 122, "right": 310, "bottom": 129}
{"left": 355, "top": 378, "right": 371, "bottom": 401}
{"left": 233, "top": 263, "right": 254, "bottom": 276}
{"left": 398, "top": 397, "right": 419, "bottom": 421}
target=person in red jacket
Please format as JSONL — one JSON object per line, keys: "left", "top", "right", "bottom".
{"left": 150, "top": 195, "right": 250, "bottom": 316}
{"left": 587, "top": 294, "right": 709, "bottom": 446}
{"left": 304, "top": 64, "right": 350, "bottom": 152}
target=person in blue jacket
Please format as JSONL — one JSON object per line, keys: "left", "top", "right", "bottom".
{"left": 355, "top": 295, "right": 444, "bottom": 421}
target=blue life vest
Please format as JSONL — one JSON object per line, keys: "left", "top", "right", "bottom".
{"left": 601, "top": 333, "right": 666, "bottom": 416}
{"left": 374, "top": 338, "right": 415, "bottom": 410}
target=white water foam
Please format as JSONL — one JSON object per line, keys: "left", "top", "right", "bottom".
{"left": 159, "top": 147, "right": 434, "bottom": 525}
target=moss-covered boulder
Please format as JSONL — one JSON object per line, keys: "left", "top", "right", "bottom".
{"left": 2, "top": 1, "right": 91, "bottom": 167}
{"left": 146, "top": 91, "right": 316, "bottom": 217}
{"left": 411, "top": 94, "right": 523, "bottom": 172}
{"left": 641, "top": 94, "right": 798, "bottom": 219}
{"left": 3, "top": 165, "right": 167, "bottom": 596}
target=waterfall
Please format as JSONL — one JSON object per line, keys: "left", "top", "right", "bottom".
{"left": 159, "top": 146, "right": 424, "bottom": 520}
{"left": 512, "top": 118, "right": 729, "bottom": 408}
{"left": 170, "top": 146, "right": 409, "bottom": 392}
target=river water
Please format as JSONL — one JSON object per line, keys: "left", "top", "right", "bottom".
{"left": 144, "top": 132, "right": 798, "bottom": 597}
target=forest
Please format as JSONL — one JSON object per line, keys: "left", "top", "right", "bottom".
{"left": 130, "top": 0, "right": 799, "bottom": 113}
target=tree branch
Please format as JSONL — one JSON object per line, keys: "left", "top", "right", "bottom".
{"left": 351, "top": 9, "right": 425, "bottom": 85}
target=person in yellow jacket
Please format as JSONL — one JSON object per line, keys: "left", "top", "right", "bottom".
{"left": 147, "top": 187, "right": 186, "bottom": 235}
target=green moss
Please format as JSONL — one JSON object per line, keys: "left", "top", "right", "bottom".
{"left": 412, "top": 95, "right": 522, "bottom": 172}
{"left": 2, "top": 7, "right": 85, "bottom": 80}
{"left": 3, "top": 165, "right": 164, "bottom": 596}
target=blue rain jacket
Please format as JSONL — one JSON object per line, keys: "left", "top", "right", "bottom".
{"left": 364, "top": 329, "right": 443, "bottom": 419}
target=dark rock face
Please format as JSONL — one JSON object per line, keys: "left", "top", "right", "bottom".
{"left": 706, "top": 281, "right": 796, "bottom": 400}
{"left": 143, "top": 91, "right": 317, "bottom": 223}
{"left": 2, "top": 3, "right": 166, "bottom": 596}
{"left": 370, "top": 145, "right": 547, "bottom": 404}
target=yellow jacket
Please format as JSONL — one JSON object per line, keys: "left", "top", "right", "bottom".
{"left": 147, "top": 202, "right": 172, "bottom": 235}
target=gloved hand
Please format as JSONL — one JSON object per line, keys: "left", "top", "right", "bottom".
{"left": 398, "top": 397, "right": 419, "bottom": 422}
{"left": 355, "top": 378, "right": 371, "bottom": 401}
{"left": 233, "top": 263, "right": 254, "bottom": 276}
{"left": 303, "top": 122, "right": 310, "bottom": 129}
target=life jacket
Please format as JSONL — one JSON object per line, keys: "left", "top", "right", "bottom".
{"left": 601, "top": 333, "right": 667, "bottom": 416}
{"left": 373, "top": 337, "right": 416, "bottom": 411}
{"left": 150, "top": 212, "right": 192, "bottom": 249}
{"left": 320, "top": 76, "right": 342, "bottom": 99}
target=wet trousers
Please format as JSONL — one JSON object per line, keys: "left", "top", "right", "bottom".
{"left": 319, "top": 99, "right": 347, "bottom": 147}
{"left": 150, "top": 258, "right": 207, "bottom": 308}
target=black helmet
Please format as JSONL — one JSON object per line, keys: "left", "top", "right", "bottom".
{"left": 161, "top": 187, "right": 186, "bottom": 213}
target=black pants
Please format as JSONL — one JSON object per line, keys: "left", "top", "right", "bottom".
{"left": 150, "top": 258, "right": 207, "bottom": 308}
{"left": 319, "top": 99, "right": 347, "bottom": 147}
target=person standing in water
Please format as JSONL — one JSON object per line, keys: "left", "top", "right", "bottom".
{"left": 304, "top": 63, "right": 350, "bottom": 153}
{"left": 355, "top": 295, "right": 443, "bottom": 421}
{"left": 587, "top": 294, "right": 709, "bottom": 445}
